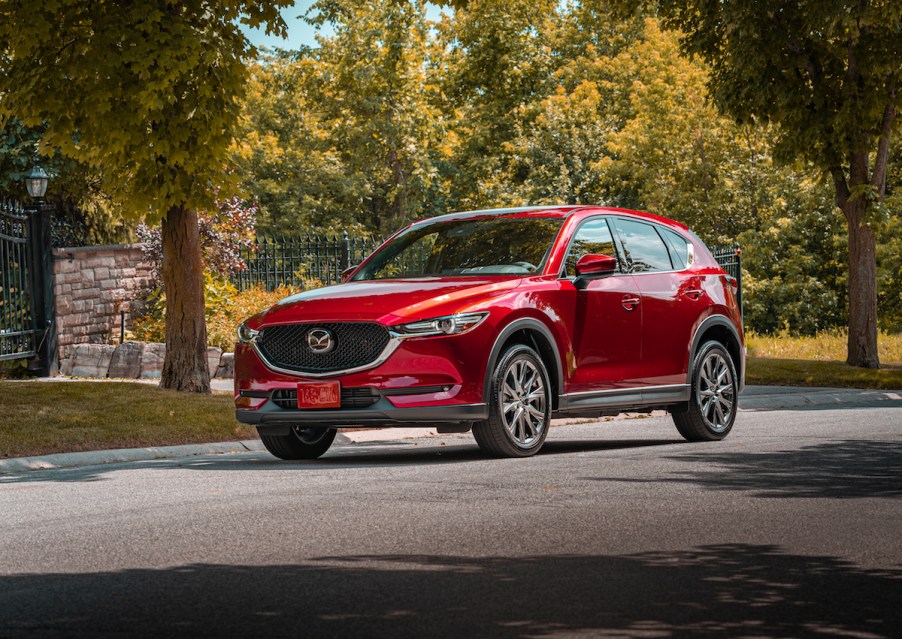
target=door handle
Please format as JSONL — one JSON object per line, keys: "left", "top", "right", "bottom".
{"left": 684, "top": 289, "right": 703, "bottom": 300}
{"left": 621, "top": 295, "right": 640, "bottom": 311}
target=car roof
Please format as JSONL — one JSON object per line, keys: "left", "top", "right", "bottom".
{"left": 413, "top": 204, "right": 690, "bottom": 232}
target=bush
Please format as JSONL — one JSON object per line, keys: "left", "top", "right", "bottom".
{"left": 130, "top": 278, "right": 297, "bottom": 352}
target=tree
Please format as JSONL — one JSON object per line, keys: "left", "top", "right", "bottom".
{"left": 434, "top": 0, "right": 559, "bottom": 209}
{"left": 305, "top": 0, "right": 444, "bottom": 234}
{"left": 0, "top": 0, "right": 292, "bottom": 391}
{"left": 655, "top": 0, "right": 900, "bottom": 368}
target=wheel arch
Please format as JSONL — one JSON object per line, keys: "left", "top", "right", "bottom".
{"left": 688, "top": 315, "right": 743, "bottom": 385}
{"left": 483, "top": 318, "right": 565, "bottom": 409}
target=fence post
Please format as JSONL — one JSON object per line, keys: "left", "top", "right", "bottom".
{"left": 26, "top": 202, "right": 57, "bottom": 375}
{"left": 340, "top": 231, "right": 351, "bottom": 273}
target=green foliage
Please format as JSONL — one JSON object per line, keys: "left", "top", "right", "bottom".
{"left": 233, "top": 0, "right": 444, "bottom": 235}
{"left": 0, "top": 0, "right": 294, "bottom": 219}
{"left": 655, "top": 0, "right": 901, "bottom": 175}
{"left": 0, "top": 119, "right": 128, "bottom": 243}
{"left": 740, "top": 205, "right": 847, "bottom": 335}
{"left": 877, "top": 144, "right": 902, "bottom": 332}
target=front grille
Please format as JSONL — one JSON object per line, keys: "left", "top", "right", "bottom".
{"left": 271, "top": 387, "right": 382, "bottom": 410}
{"left": 257, "top": 322, "right": 391, "bottom": 373}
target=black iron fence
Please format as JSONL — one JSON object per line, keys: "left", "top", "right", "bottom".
{"left": 0, "top": 199, "right": 56, "bottom": 370}
{"left": 712, "top": 243, "right": 743, "bottom": 315}
{"left": 232, "top": 233, "right": 383, "bottom": 291}
{"left": 0, "top": 200, "right": 36, "bottom": 361}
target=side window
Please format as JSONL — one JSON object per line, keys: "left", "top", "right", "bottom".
{"left": 660, "top": 227, "right": 692, "bottom": 270}
{"left": 563, "top": 217, "right": 619, "bottom": 277}
{"left": 614, "top": 218, "right": 674, "bottom": 273}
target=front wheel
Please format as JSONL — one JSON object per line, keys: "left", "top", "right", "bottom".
{"left": 672, "top": 341, "right": 738, "bottom": 441}
{"left": 473, "top": 344, "right": 551, "bottom": 457}
{"left": 260, "top": 427, "right": 337, "bottom": 460}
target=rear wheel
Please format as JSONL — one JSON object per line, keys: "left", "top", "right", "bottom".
{"left": 259, "top": 427, "right": 337, "bottom": 460}
{"left": 473, "top": 344, "right": 551, "bottom": 457}
{"left": 672, "top": 341, "right": 738, "bottom": 441}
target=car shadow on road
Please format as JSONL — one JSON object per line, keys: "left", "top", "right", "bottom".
{"left": 588, "top": 439, "right": 902, "bottom": 499}
{"left": 1, "top": 544, "right": 899, "bottom": 638}
{"left": 0, "top": 438, "right": 682, "bottom": 484}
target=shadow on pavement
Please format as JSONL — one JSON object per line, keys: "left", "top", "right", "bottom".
{"left": 591, "top": 439, "right": 902, "bottom": 499}
{"left": 1, "top": 544, "right": 899, "bottom": 638}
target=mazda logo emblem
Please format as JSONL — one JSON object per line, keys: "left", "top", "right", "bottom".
{"left": 306, "top": 328, "right": 335, "bottom": 354}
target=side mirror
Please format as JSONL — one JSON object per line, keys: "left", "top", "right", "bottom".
{"left": 341, "top": 265, "right": 358, "bottom": 282}
{"left": 575, "top": 254, "right": 617, "bottom": 277}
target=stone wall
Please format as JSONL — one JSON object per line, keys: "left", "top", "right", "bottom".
{"left": 59, "top": 342, "right": 234, "bottom": 379}
{"left": 53, "top": 244, "right": 154, "bottom": 370}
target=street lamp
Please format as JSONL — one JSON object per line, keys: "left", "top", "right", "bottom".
{"left": 24, "top": 161, "right": 49, "bottom": 199}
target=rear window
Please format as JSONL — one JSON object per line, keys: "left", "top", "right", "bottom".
{"left": 614, "top": 218, "right": 674, "bottom": 273}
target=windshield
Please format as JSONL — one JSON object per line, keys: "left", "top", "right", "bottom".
{"left": 353, "top": 216, "right": 564, "bottom": 280}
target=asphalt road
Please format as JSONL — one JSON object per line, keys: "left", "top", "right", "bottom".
{"left": 1, "top": 403, "right": 901, "bottom": 638}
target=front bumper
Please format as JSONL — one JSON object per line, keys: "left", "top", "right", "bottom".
{"left": 238, "top": 398, "right": 488, "bottom": 435}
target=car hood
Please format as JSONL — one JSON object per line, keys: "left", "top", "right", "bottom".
{"left": 250, "top": 277, "right": 522, "bottom": 327}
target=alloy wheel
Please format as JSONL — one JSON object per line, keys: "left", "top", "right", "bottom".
{"left": 696, "top": 351, "right": 735, "bottom": 432}
{"left": 500, "top": 358, "right": 547, "bottom": 448}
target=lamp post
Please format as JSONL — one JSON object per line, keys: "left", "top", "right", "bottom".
{"left": 23, "top": 160, "right": 56, "bottom": 375}
{"left": 24, "top": 161, "right": 49, "bottom": 200}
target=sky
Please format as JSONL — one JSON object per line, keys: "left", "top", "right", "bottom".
{"left": 242, "top": 3, "right": 328, "bottom": 50}
{"left": 241, "top": 2, "right": 444, "bottom": 51}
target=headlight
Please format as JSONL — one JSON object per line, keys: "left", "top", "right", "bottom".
{"left": 237, "top": 323, "right": 260, "bottom": 344}
{"left": 391, "top": 312, "right": 488, "bottom": 338}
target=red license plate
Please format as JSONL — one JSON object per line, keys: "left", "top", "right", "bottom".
{"left": 297, "top": 381, "right": 341, "bottom": 409}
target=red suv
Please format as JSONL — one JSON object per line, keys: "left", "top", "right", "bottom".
{"left": 235, "top": 206, "right": 744, "bottom": 459}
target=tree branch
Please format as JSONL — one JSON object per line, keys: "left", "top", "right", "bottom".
{"left": 871, "top": 73, "right": 897, "bottom": 201}
{"left": 830, "top": 165, "right": 850, "bottom": 209}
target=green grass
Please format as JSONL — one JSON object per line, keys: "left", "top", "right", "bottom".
{"left": 0, "top": 382, "right": 255, "bottom": 459}
{"left": 747, "top": 330, "right": 902, "bottom": 362}
{"left": 746, "top": 358, "right": 902, "bottom": 390}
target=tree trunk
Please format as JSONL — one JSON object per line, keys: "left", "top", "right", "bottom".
{"left": 841, "top": 199, "right": 880, "bottom": 369}
{"left": 160, "top": 204, "right": 211, "bottom": 392}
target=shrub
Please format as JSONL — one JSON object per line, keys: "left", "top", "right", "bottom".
{"left": 136, "top": 191, "right": 257, "bottom": 281}
{"left": 130, "top": 278, "right": 298, "bottom": 352}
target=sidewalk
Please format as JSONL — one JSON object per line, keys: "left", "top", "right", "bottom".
{"left": 1, "top": 385, "right": 899, "bottom": 475}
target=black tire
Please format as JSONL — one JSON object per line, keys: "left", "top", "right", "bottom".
{"left": 259, "top": 427, "right": 337, "bottom": 460}
{"left": 672, "top": 340, "right": 738, "bottom": 441}
{"left": 473, "top": 344, "right": 551, "bottom": 457}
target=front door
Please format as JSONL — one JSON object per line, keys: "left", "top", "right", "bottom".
{"left": 559, "top": 217, "right": 644, "bottom": 393}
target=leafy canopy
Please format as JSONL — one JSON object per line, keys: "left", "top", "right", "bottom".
{"left": 656, "top": 0, "right": 901, "bottom": 187}
{"left": 0, "top": 0, "right": 293, "bottom": 218}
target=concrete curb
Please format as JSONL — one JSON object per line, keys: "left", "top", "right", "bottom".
{"left": 0, "top": 440, "right": 266, "bottom": 474}
{"left": 739, "top": 385, "right": 902, "bottom": 410}
{"left": 0, "top": 429, "right": 441, "bottom": 475}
